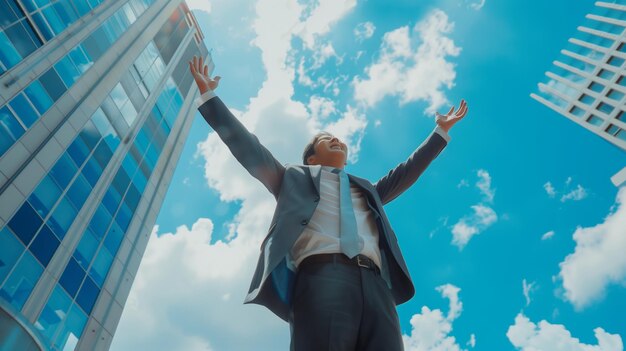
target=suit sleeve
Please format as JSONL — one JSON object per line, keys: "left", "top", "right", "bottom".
{"left": 374, "top": 130, "right": 447, "bottom": 205}
{"left": 198, "top": 96, "right": 285, "bottom": 198}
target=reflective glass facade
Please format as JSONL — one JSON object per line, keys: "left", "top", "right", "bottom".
{"left": 533, "top": 0, "right": 626, "bottom": 153}
{"left": 0, "top": 0, "right": 209, "bottom": 349}
{"left": 0, "top": 0, "right": 157, "bottom": 157}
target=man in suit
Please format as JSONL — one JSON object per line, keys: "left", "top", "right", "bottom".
{"left": 188, "top": 56, "right": 468, "bottom": 350}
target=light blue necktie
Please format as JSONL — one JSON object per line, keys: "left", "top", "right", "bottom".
{"left": 332, "top": 168, "right": 363, "bottom": 258}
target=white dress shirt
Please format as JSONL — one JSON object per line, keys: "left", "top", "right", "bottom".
{"left": 289, "top": 167, "right": 383, "bottom": 268}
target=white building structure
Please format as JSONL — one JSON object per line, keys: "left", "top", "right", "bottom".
{"left": 532, "top": 0, "right": 626, "bottom": 186}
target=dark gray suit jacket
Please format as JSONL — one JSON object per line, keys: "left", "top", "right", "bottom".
{"left": 198, "top": 97, "right": 447, "bottom": 322}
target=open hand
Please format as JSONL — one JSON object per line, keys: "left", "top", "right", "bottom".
{"left": 189, "top": 55, "right": 220, "bottom": 94}
{"left": 435, "top": 99, "right": 468, "bottom": 133}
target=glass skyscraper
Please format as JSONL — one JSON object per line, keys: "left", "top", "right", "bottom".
{"left": 0, "top": 0, "right": 211, "bottom": 349}
{"left": 532, "top": 0, "right": 626, "bottom": 186}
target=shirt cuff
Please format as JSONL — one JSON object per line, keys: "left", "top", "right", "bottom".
{"left": 196, "top": 90, "right": 217, "bottom": 108}
{"left": 434, "top": 126, "right": 451, "bottom": 143}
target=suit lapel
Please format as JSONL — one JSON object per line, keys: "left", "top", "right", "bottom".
{"left": 308, "top": 165, "right": 322, "bottom": 195}
{"left": 348, "top": 173, "right": 374, "bottom": 192}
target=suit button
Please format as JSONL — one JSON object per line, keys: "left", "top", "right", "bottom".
{"left": 301, "top": 219, "right": 308, "bottom": 225}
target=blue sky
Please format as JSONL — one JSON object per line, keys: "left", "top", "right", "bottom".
{"left": 111, "top": 0, "right": 626, "bottom": 350}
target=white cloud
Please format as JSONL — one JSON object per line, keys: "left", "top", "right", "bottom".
{"left": 543, "top": 181, "right": 556, "bottom": 198}
{"left": 308, "top": 95, "right": 336, "bottom": 121}
{"left": 544, "top": 178, "right": 588, "bottom": 203}
{"left": 468, "top": 0, "right": 485, "bottom": 10}
{"left": 292, "top": 0, "right": 355, "bottom": 90}
{"left": 311, "top": 42, "right": 342, "bottom": 69}
{"left": 506, "top": 313, "right": 623, "bottom": 351}
{"left": 522, "top": 279, "right": 536, "bottom": 307}
{"left": 558, "top": 187, "right": 626, "bottom": 309}
{"left": 187, "top": 0, "right": 212, "bottom": 15}
{"left": 451, "top": 170, "right": 497, "bottom": 249}
{"left": 353, "top": 9, "right": 461, "bottom": 114}
{"left": 402, "top": 284, "right": 470, "bottom": 351}
{"left": 561, "top": 184, "right": 588, "bottom": 203}
{"left": 438, "top": 284, "right": 463, "bottom": 321}
{"left": 476, "top": 169, "right": 495, "bottom": 203}
{"left": 541, "top": 230, "right": 555, "bottom": 240}
{"left": 457, "top": 179, "right": 469, "bottom": 188}
{"left": 296, "top": 0, "right": 357, "bottom": 49}
{"left": 354, "top": 50, "right": 365, "bottom": 61}
{"left": 110, "top": 220, "right": 290, "bottom": 351}
{"left": 467, "top": 334, "right": 476, "bottom": 348}
{"left": 354, "top": 21, "right": 376, "bottom": 41}
{"left": 297, "top": 58, "right": 315, "bottom": 87}
{"left": 322, "top": 74, "right": 349, "bottom": 96}
{"left": 451, "top": 204, "right": 497, "bottom": 249}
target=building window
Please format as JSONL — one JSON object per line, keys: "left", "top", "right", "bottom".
{"left": 616, "top": 129, "right": 626, "bottom": 142}
{"left": 597, "top": 102, "right": 615, "bottom": 115}
{"left": 553, "top": 66, "right": 585, "bottom": 83}
{"left": 588, "top": 82, "right": 604, "bottom": 93}
{"left": 8, "top": 202, "right": 43, "bottom": 246}
{"left": 617, "top": 111, "right": 625, "bottom": 122}
{"left": 51, "top": 304, "right": 87, "bottom": 351}
{"left": 28, "top": 225, "right": 60, "bottom": 267}
{"left": 586, "top": 115, "right": 604, "bottom": 126}
{"left": 591, "top": 19, "right": 626, "bottom": 35}
{"left": 569, "top": 106, "right": 585, "bottom": 118}
{"left": 35, "top": 285, "right": 72, "bottom": 343}
{"left": 39, "top": 67, "right": 67, "bottom": 100}
{"left": 24, "top": 81, "right": 53, "bottom": 114}
{"left": 617, "top": 75, "right": 626, "bottom": 87}
{"left": 0, "top": 250, "right": 44, "bottom": 310}
{"left": 75, "top": 276, "right": 99, "bottom": 314}
{"left": 29, "top": 176, "right": 62, "bottom": 218}
{"left": 9, "top": 93, "right": 40, "bottom": 128}
{"left": 577, "top": 31, "right": 614, "bottom": 48}
{"left": 74, "top": 228, "right": 99, "bottom": 270}
{"left": 607, "top": 56, "right": 625, "bottom": 68}
{"left": 598, "top": 68, "right": 615, "bottom": 80}
{"left": 562, "top": 55, "right": 594, "bottom": 73}
{"left": 59, "top": 257, "right": 86, "bottom": 298}
{"left": 607, "top": 89, "right": 625, "bottom": 102}
{"left": 0, "top": 227, "right": 25, "bottom": 283}
{"left": 606, "top": 124, "right": 620, "bottom": 136}
{"left": 578, "top": 94, "right": 594, "bottom": 105}
{"left": 89, "top": 247, "right": 113, "bottom": 287}
{"left": 593, "top": 7, "right": 626, "bottom": 22}
{"left": 0, "top": 106, "right": 25, "bottom": 156}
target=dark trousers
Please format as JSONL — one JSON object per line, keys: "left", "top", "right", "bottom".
{"left": 288, "top": 255, "right": 404, "bottom": 351}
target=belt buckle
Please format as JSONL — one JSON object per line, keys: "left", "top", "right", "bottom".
{"left": 356, "top": 255, "right": 369, "bottom": 269}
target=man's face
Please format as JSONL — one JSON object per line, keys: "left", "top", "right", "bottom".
{"left": 309, "top": 134, "right": 348, "bottom": 167}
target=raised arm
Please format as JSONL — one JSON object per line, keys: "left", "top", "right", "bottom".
{"left": 189, "top": 56, "right": 285, "bottom": 198}
{"left": 374, "top": 100, "right": 468, "bottom": 204}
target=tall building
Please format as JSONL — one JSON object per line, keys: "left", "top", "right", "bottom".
{"left": 0, "top": 0, "right": 211, "bottom": 349}
{"left": 531, "top": 0, "right": 626, "bottom": 186}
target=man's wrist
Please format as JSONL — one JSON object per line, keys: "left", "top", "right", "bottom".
{"left": 434, "top": 126, "right": 451, "bottom": 143}
{"left": 196, "top": 90, "right": 217, "bottom": 108}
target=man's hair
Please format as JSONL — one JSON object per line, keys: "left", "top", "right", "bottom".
{"left": 302, "top": 131, "right": 332, "bottom": 165}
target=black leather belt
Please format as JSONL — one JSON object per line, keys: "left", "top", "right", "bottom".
{"left": 300, "top": 253, "right": 380, "bottom": 274}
